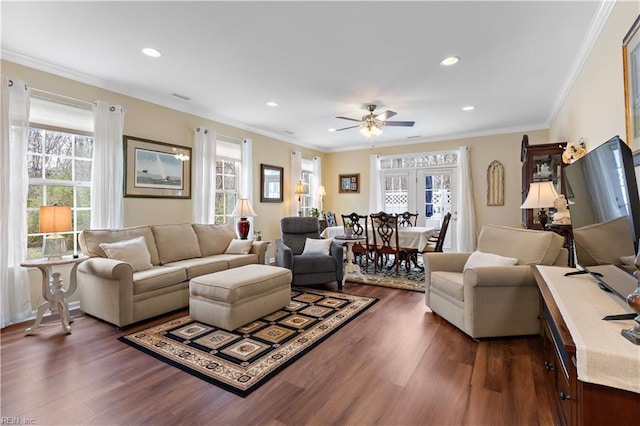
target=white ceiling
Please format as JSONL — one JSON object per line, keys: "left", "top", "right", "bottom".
{"left": 1, "top": 1, "right": 607, "bottom": 152}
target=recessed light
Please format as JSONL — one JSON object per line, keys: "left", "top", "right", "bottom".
{"left": 440, "top": 56, "right": 460, "bottom": 66}
{"left": 328, "top": 128, "right": 336, "bottom": 132}
{"left": 462, "top": 105, "right": 475, "bottom": 111}
{"left": 266, "top": 101, "right": 278, "bottom": 107}
{"left": 142, "top": 47, "right": 162, "bottom": 58}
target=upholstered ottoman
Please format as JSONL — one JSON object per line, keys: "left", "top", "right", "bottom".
{"left": 189, "top": 264, "right": 292, "bottom": 330}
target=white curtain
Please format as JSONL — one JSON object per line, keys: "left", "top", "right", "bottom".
{"left": 91, "top": 100, "right": 125, "bottom": 229}
{"left": 457, "top": 146, "right": 477, "bottom": 252}
{"left": 369, "top": 154, "right": 382, "bottom": 213}
{"left": 1, "top": 77, "right": 32, "bottom": 328}
{"left": 312, "top": 156, "right": 322, "bottom": 209}
{"left": 290, "top": 151, "right": 302, "bottom": 216}
{"left": 241, "top": 138, "right": 254, "bottom": 236}
{"left": 192, "top": 127, "right": 217, "bottom": 224}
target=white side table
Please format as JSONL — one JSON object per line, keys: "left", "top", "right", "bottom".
{"left": 334, "top": 235, "right": 367, "bottom": 288}
{"left": 20, "top": 255, "right": 88, "bottom": 335}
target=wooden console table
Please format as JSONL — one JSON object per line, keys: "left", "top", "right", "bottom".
{"left": 533, "top": 265, "right": 639, "bottom": 426}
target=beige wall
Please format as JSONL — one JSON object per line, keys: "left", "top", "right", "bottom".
{"left": 550, "top": 1, "right": 639, "bottom": 151}
{"left": 323, "top": 130, "right": 550, "bottom": 231}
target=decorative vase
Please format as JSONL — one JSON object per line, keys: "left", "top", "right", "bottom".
{"left": 344, "top": 227, "right": 353, "bottom": 238}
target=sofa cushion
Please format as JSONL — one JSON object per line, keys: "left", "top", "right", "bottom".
{"left": 163, "top": 257, "right": 229, "bottom": 280}
{"left": 133, "top": 266, "right": 187, "bottom": 295}
{"left": 79, "top": 225, "right": 161, "bottom": 265}
{"left": 477, "top": 225, "right": 564, "bottom": 265}
{"left": 464, "top": 251, "right": 517, "bottom": 271}
{"left": 225, "top": 239, "right": 254, "bottom": 254}
{"left": 99, "top": 236, "right": 153, "bottom": 272}
{"left": 152, "top": 224, "right": 202, "bottom": 264}
{"left": 192, "top": 223, "right": 237, "bottom": 256}
{"left": 292, "top": 254, "right": 336, "bottom": 274}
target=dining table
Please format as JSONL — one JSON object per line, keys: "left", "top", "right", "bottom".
{"left": 320, "top": 225, "right": 437, "bottom": 252}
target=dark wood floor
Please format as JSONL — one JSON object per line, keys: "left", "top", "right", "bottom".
{"left": 1, "top": 282, "right": 559, "bottom": 426}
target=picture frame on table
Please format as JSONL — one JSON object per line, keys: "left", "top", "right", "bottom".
{"left": 623, "top": 15, "right": 640, "bottom": 153}
{"left": 260, "top": 164, "right": 284, "bottom": 203}
{"left": 339, "top": 173, "right": 359, "bottom": 193}
{"left": 123, "top": 135, "right": 191, "bottom": 199}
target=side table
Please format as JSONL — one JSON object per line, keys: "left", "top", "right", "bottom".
{"left": 334, "top": 235, "right": 367, "bottom": 289}
{"left": 20, "top": 255, "right": 88, "bottom": 335}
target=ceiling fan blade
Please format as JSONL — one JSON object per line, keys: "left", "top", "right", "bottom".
{"left": 334, "top": 125, "right": 360, "bottom": 131}
{"left": 336, "top": 116, "right": 362, "bottom": 122}
{"left": 383, "top": 121, "right": 415, "bottom": 127}
{"left": 375, "top": 110, "right": 397, "bottom": 121}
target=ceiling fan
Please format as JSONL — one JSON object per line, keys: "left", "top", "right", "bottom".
{"left": 335, "top": 104, "right": 415, "bottom": 137}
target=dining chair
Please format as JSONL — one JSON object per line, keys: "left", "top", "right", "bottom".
{"left": 422, "top": 212, "right": 452, "bottom": 253}
{"left": 370, "top": 211, "right": 400, "bottom": 274}
{"left": 325, "top": 211, "right": 337, "bottom": 227}
{"left": 341, "top": 212, "right": 371, "bottom": 268}
{"left": 398, "top": 211, "right": 420, "bottom": 271}
{"left": 398, "top": 211, "right": 419, "bottom": 227}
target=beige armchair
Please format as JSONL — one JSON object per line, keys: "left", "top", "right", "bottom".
{"left": 424, "top": 225, "right": 567, "bottom": 339}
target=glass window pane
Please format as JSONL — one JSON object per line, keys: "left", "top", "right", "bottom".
{"left": 27, "top": 184, "right": 43, "bottom": 208}
{"left": 27, "top": 235, "right": 43, "bottom": 260}
{"left": 76, "top": 187, "right": 90, "bottom": 207}
{"left": 27, "top": 210, "right": 40, "bottom": 234}
{"left": 223, "top": 176, "right": 236, "bottom": 190}
{"left": 75, "top": 159, "right": 91, "bottom": 181}
{"left": 74, "top": 136, "right": 93, "bottom": 158}
{"left": 44, "top": 156, "right": 72, "bottom": 180}
{"left": 76, "top": 210, "right": 91, "bottom": 230}
{"left": 46, "top": 185, "right": 73, "bottom": 206}
{"left": 28, "top": 129, "right": 43, "bottom": 153}
{"left": 27, "top": 154, "right": 42, "bottom": 179}
{"left": 45, "top": 132, "right": 72, "bottom": 156}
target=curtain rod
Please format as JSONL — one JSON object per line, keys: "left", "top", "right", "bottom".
{"left": 31, "top": 88, "right": 93, "bottom": 109}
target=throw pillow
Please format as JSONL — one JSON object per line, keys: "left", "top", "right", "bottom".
{"left": 99, "top": 236, "right": 153, "bottom": 272}
{"left": 302, "top": 238, "right": 332, "bottom": 255}
{"left": 463, "top": 250, "right": 518, "bottom": 270}
{"left": 225, "top": 239, "right": 254, "bottom": 254}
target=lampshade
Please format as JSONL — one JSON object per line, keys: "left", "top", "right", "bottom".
{"left": 520, "top": 181, "right": 560, "bottom": 209}
{"left": 317, "top": 184, "right": 326, "bottom": 197}
{"left": 39, "top": 205, "right": 72, "bottom": 233}
{"left": 295, "top": 180, "right": 305, "bottom": 195}
{"left": 231, "top": 198, "right": 257, "bottom": 218}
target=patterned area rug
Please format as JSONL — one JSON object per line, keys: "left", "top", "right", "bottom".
{"left": 118, "top": 288, "right": 377, "bottom": 397}
{"left": 346, "top": 259, "right": 426, "bottom": 292}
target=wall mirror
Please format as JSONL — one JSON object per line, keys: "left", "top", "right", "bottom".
{"left": 260, "top": 164, "right": 283, "bottom": 203}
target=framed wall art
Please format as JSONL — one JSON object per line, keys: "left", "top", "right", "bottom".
{"left": 124, "top": 135, "right": 192, "bottom": 199}
{"left": 623, "top": 15, "right": 640, "bottom": 152}
{"left": 260, "top": 164, "right": 284, "bottom": 202}
{"left": 339, "top": 173, "right": 359, "bottom": 193}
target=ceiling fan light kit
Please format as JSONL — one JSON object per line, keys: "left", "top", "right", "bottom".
{"left": 335, "top": 104, "right": 415, "bottom": 138}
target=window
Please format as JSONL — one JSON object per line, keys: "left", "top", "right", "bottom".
{"left": 214, "top": 139, "right": 242, "bottom": 224}
{"left": 26, "top": 126, "right": 93, "bottom": 259}
{"left": 299, "top": 159, "right": 314, "bottom": 217}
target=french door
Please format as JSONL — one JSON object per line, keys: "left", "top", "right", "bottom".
{"left": 380, "top": 168, "right": 457, "bottom": 251}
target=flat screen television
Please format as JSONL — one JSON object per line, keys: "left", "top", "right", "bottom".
{"left": 563, "top": 135, "right": 640, "bottom": 300}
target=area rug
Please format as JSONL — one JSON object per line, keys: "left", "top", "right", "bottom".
{"left": 118, "top": 288, "right": 377, "bottom": 397}
{"left": 346, "top": 260, "right": 425, "bottom": 292}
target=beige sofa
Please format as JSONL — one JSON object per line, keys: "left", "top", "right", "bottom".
{"left": 77, "top": 223, "right": 269, "bottom": 327}
{"left": 424, "top": 225, "right": 568, "bottom": 339}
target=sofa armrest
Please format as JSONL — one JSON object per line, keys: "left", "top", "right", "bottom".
{"left": 275, "top": 239, "right": 293, "bottom": 270}
{"left": 553, "top": 247, "right": 569, "bottom": 266}
{"left": 423, "top": 252, "right": 471, "bottom": 273}
{"left": 250, "top": 240, "right": 270, "bottom": 264}
{"left": 463, "top": 265, "right": 535, "bottom": 288}
{"left": 330, "top": 241, "right": 344, "bottom": 282}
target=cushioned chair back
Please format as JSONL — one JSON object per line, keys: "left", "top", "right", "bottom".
{"left": 281, "top": 217, "right": 321, "bottom": 255}
{"left": 477, "top": 224, "right": 564, "bottom": 265}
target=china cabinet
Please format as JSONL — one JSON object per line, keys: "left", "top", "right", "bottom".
{"left": 521, "top": 135, "right": 567, "bottom": 229}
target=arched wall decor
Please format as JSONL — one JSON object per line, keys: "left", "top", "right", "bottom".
{"left": 487, "top": 160, "right": 504, "bottom": 206}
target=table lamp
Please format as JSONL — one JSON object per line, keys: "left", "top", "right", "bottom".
{"left": 231, "top": 198, "right": 257, "bottom": 239}
{"left": 520, "top": 181, "right": 559, "bottom": 228}
{"left": 40, "top": 205, "right": 72, "bottom": 259}
{"left": 295, "top": 180, "right": 305, "bottom": 216}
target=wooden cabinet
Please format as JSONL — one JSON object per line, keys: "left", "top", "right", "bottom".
{"left": 521, "top": 135, "right": 567, "bottom": 229}
{"left": 533, "top": 266, "right": 639, "bottom": 426}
